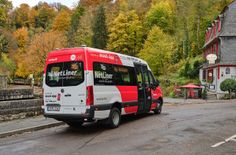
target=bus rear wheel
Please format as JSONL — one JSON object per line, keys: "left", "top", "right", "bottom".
{"left": 107, "top": 107, "right": 121, "bottom": 128}
{"left": 153, "top": 100, "right": 163, "bottom": 115}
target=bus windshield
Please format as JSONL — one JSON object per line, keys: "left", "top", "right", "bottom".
{"left": 46, "top": 61, "right": 84, "bottom": 87}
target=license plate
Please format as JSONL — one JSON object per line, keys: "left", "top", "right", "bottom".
{"left": 47, "top": 105, "right": 60, "bottom": 111}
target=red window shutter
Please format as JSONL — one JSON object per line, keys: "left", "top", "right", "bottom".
{"left": 218, "top": 66, "right": 220, "bottom": 80}
{"left": 214, "top": 25, "right": 216, "bottom": 36}
{"left": 218, "top": 19, "right": 221, "bottom": 32}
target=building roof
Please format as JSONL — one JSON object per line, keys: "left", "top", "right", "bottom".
{"left": 219, "top": 0, "right": 236, "bottom": 37}
{"left": 203, "top": 0, "right": 236, "bottom": 48}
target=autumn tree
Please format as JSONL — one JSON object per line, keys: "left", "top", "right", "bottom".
{"left": 0, "top": 0, "right": 12, "bottom": 27}
{"left": 13, "top": 27, "right": 30, "bottom": 78}
{"left": 24, "top": 31, "right": 67, "bottom": 77}
{"left": 28, "top": 8, "right": 38, "bottom": 28}
{"left": 13, "top": 27, "right": 29, "bottom": 52}
{"left": 0, "top": 30, "right": 17, "bottom": 56}
{"left": 0, "top": 30, "right": 17, "bottom": 75}
{"left": 50, "top": 2, "right": 68, "bottom": 11}
{"left": 52, "top": 9, "right": 71, "bottom": 32}
{"left": 13, "top": 4, "right": 30, "bottom": 28}
{"left": 92, "top": 5, "right": 108, "bottom": 49}
{"left": 79, "top": 0, "right": 108, "bottom": 7}
{"left": 107, "top": 10, "right": 143, "bottom": 56}
{"left": 139, "top": 26, "right": 176, "bottom": 76}
{"left": 35, "top": 2, "right": 56, "bottom": 29}
{"left": 119, "top": 0, "right": 152, "bottom": 18}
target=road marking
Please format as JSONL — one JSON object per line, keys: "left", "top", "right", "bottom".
{"left": 211, "top": 141, "right": 226, "bottom": 148}
{"left": 211, "top": 134, "right": 236, "bottom": 148}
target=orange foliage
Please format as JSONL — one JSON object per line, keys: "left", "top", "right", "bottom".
{"left": 24, "top": 31, "right": 67, "bottom": 76}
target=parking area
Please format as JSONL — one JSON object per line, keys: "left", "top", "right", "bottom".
{"left": 0, "top": 101, "right": 236, "bottom": 155}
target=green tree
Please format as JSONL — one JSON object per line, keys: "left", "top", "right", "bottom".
{"left": 0, "top": 53, "right": 16, "bottom": 76}
{"left": 67, "top": 6, "right": 84, "bottom": 47}
{"left": 92, "top": 5, "right": 108, "bottom": 49}
{"left": 146, "top": 1, "right": 175, "bottom": 34}
{"left": 107, "top": 10, "right": 143, "bottom": 56}
{"left": 220, "top": 79, "right": 236, "bottom": 99}
{"left": 183, "top": 61, "right": 191, "bottom": 78}
{"left": 139, "top": 26, "right": 175, "bottom": 76}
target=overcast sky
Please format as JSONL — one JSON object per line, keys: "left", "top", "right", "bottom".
{"left": 10, "top": 0, "right": 78, "bottom": 8}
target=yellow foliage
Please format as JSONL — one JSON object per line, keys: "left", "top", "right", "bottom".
{"left": 13, "top": 27, "right": 29, "bottom": 51}
{"left": 28, "top": 8, "right": 38, "bottom": 28}
{"left": 52, "top": 10, "right": 71, "bottom": 32}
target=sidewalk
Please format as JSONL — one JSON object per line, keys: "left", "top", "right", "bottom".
{"left": 164, "top": 97, "right": 236, "bottom": 105}
{"left": 0, "top": 116, "right": 64, "bottom": 138}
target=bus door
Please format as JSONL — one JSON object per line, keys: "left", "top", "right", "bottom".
{"left": 134, "top": 63, "right": 152, "bottom": 113}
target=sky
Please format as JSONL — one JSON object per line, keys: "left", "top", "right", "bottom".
{"left": 10, "top": 0, "right": 78, "bottom": 8}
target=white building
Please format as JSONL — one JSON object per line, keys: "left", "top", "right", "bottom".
{"left": 199, "top": 1, "right": 236, "bottom": 99}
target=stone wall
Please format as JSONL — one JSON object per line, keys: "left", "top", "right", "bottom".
{"left": 0, "top": 99, "right": 43, "bottom": 122}
{"left": 0, "top": 89, "right": 33, "bottom": 101}
{"left": 0, "top": 75, "right": 7, "bottom": 89}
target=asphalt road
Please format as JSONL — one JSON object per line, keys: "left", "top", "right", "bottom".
{"left": 0, "top": 102, "right": 236, "bottom": 155}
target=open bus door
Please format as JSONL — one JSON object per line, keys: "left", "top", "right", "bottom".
{"left": 134, "top": 63, "right": 152, "bottom": 113}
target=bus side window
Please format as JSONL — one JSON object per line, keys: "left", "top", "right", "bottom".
{"left": 136, "top": 68, "right": 143, "bottom": 87}
{"left": 113, "top": 65, "right": 137, "bottom": 86}
{"left": 143, "top": 69, "right": 150, "bottom": 87}
{"left": 148, "top": 71, "right": 154, "bottom": 85}
{"left": 94, "top": 62, "right": 114, "bottom": 85}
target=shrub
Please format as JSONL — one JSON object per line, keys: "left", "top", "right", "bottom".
{"left": 220, "top": 79, "right": 236, "bottom": 99}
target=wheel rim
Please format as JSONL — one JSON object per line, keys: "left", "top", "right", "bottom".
{"left": 112, "top": 111, "right": 120, "bottom": 126}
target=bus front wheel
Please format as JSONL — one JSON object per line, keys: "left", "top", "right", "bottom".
{"left": 153, "top": 100, "right": 163, "bottom": 115}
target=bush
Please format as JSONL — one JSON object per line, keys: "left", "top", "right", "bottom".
{"left": 220, "top": 79, "right": 236, "bottom": 99}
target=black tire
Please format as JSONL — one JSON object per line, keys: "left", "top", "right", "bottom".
{"left": 107, "top": 107, "right": 121, "bottom": 128}
{"left": 153, "top": 100, "right": 163, "bottom": 115}
{"left": 66, "top": 121, "right": 83, "bottom": 128}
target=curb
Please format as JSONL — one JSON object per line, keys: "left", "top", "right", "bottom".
{"left": 164, "top": 100, "right": 234, "bottom": 106}
{"left": 0, "top": 122, "right": 65, "bottom": 138}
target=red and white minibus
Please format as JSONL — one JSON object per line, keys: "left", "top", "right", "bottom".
{"left": 43, "top": 47, "right": 163, "bottom": 128}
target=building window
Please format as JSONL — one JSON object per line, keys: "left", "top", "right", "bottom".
{"left": 225, "top": 67, "right": 230, "bottom": 74}
{"left": 203, "top": 70, "right": 206, "bottom": 80}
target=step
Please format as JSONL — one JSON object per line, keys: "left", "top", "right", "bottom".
{"left": 0, "top": 88, "right": 34, "bottom": 101}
